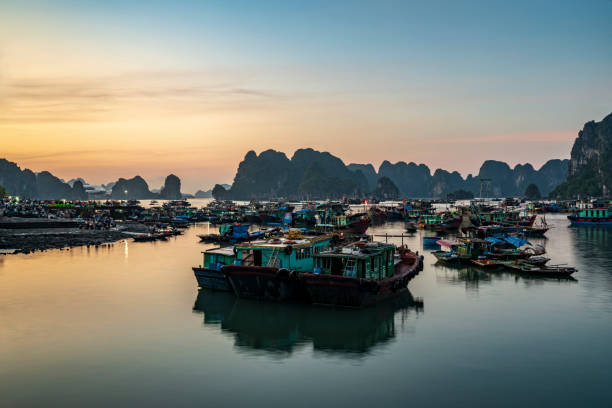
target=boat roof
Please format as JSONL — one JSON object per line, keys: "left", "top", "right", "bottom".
{"left": 235, "top": 235, "right": 330, "bottom": 249}
{"left": 203, "top": 247, "right": 235, "bottom": 256}
{"left": 437, "top": 239, "right": 461, "bottom": 247}
{"left": 315, "top": 241, "right": 394, "bottom": 260}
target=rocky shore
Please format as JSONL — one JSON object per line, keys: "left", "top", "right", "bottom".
{"left": 0, "top": 228, "right": 129, "bottom": 254}
{"left": 0, "top": 219, "right": 152, "bottom": 255}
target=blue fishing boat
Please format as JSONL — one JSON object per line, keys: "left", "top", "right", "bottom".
{"left": 568, "top": 208, "right": 612, "bottom": 226}
{"left": 192, "top": 247, "right": 236, "bottom": 291}
{"left": 422, "top": 236, "right": 442, "bottom": 248}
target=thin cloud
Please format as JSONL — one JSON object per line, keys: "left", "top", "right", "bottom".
{"left": 0, "top": 71, "right": 285, "bottom": 124}
{"left": 413, "top": 130, "right": 577, "bottom": 145}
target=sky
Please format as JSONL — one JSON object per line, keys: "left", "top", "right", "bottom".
{"left": 1, "top": 0, "right": 611, "bottom": 193}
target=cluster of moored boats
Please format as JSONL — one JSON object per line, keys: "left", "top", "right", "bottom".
{"left": 424, "top": 203, "right": 577, "bottom": 277}
{"left": 190, "top": 199, "right": 596, "bottom": 303}
{"left": 431, "top": 236, "right": 577, "bottom": 277}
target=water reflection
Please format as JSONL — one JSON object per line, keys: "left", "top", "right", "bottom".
{"left": 193, "top": 290, "right": 423, "bottom": 358}
{"left": 568, "top": 226, "right": 612, "bottom": 307}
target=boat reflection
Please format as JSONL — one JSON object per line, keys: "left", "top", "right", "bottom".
{"left": 192, "top": 290, "right": 423, "bottom": 358}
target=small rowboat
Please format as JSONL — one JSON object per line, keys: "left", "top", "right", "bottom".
{"left": 471, "top": 259, "right": 501, "bottom": 268}
{"left": 502, "top": 261, "right": 577, "bottom": 277}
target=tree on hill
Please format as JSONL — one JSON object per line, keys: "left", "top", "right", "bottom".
{"left": 524, "top": 184, "right": 542, "bottom": 200}
{"left": 0, "top": 184, "right": 7, "bottom": 198}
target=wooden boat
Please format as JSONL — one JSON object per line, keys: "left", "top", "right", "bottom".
{"left": 300, "top": 244, "right": 423, "bottom": 307}
{"left": 315, "top": 203, "right": 371, "bottom": 234}
{"left": 432, "top": 250, "right": 462, "bottom": 264}
{"left": 422, "top": 236, "right": 442, "bottom": 247}
{"left": 418, "top": 214, "right": 462, "bottom": 231}
{"left": 192, "top": 247, "right": 236, "bottom": 291}
{"left": 198, "top": 224, "right": 279, "bottom": 243}
{"left": 131, "top": 232, "right": 167, "bottom": 242}
{"left": 405, "top": 221, "right": 417, "bottom": 232}
{"left": 431, "top": 239, "right": 463, "bottom": 264}
{"left": 222, "top": 235, "right": 333, "bottom": 302}
{"left": 520, "top": 226, "right": 549, "bottom": 237}
{"left": 471, "top": 258, "right": 502, "bottom": 268}
{"left": 501, "top": 261, "right": 577, "bottom": 277}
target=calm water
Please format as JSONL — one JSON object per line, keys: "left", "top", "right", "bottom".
{"left": 1, "top": 214, "right": 611, "bottom": 407}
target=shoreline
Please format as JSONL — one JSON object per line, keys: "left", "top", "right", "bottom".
{"left": 0, "top": 218, "right": 154, "bottom": 255}
{"left": 0, "top": 227, "right": 130, "bottom": 254}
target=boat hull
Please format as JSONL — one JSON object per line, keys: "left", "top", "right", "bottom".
{"left": 568, "top": 217, "right": 612, "bottom": 226}
{"left": 193, "top": 267, "right": 232, "bottom": 291}
{"left": 347, "top": 217, "right": 370, "bottom": 234}
{"left": 222, "top": 265, "right": 305, "bottom": 302}
{"left": 419, "top": 217, "right": 462, "bottom": 231}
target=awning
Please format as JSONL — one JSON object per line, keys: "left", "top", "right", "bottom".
{"left": 437, "top": 239, "right": 461, "bottom": 247}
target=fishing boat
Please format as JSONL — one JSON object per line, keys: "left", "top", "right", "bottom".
{"left": 129, "top": 232, "right": 167, "bottom": 242}
{"left": 222, "top": 234, "right": 334, "bottom": 302}
{"left": 315, "top": 203, "right": 371, "bottom": 234}
{"left": 418, "top": 214, "right": 462, "bottom": 231}
{"left": 192, "top": 247, "right": 236, "bottom": 291}
{"left": 405, "top": 221, "right": 417, "bottom": 232}
{"left": 300, "top": 243, "right": 423, "bottom": 307}
{"left": 501, "top": 261, "right": 577, "bottom": 277}
{"left": 198, "top": 224, "right": 279, "bottom": 243}
{"left": 471, "top": 258, "right": 502, "bottom": 268}
{"left": 431, "top": 239, "right": 463, "bottom": 264}
{"left": 422, "top": 236, "right": 442, "bottom": 248}
{"left": 568, "top": 208, "right": 612, "bottom": 226}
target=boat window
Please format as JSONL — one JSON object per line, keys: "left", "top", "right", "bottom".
{"left": 331, "top": 257, "right": 343, "bottom": 275}
{"left": 253, "top": 250, "right": 262, "bottom": 266}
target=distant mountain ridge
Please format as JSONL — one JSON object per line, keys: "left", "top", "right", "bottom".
{"left": 0, "top": 159, "right": 88, "bottom": 200}
{"left": 224, "top": 148, "right": 568, "bottom": 199}
{"left": 0, "top": 158, "right": 183, "bottom": 200}
{"left": 0, "top": 147, "right": 571, "bottom": 200}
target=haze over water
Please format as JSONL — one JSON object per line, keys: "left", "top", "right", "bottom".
{"left": 1, "top": 211, "right": 611, "bottom": 407}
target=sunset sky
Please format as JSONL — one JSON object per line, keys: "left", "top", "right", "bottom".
{"left": 1, "top": 0, "right": 611, "bottom": 192}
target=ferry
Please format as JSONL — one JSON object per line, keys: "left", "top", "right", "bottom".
{"left": 193, "top": 246, "right": 236, "bottom": 291}
{"left": 300, "top": 242, "right": 423, "bottom": 307}
{"left": 568, "top": 208, "right": 612, "bottom": 226}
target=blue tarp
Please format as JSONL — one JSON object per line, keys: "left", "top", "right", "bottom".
{"left": 504, "top": 235, "right": 530, "bottom": 248}
{"left": 404, "top": 205, "right": 413, "bottom": 211}
{"left": 486, "top": 234, "right": 530, "bottom": 248}
{"left": 485, "top": 237, "right": 504, "bottom": 246}
{"left": 232, "top": 224, "right": 249, "bottom": 239}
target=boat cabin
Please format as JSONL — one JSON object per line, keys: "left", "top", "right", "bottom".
{"left": 454, "top": 238, "right": 489, "bottom": 259}
{"left": 202, "top": 247, "right": 236, "bottom": 271}
{"left": 234, "top": 235, "right": 332, "bottom": 271}
{"left": 420, "top": 214, "right": 443, "bottom": 225}
{"left": 313, "top": 242, "right": 396, "bottom": 279}
{"left": 575, "top": 208, "right": 611, "bottom": 219}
